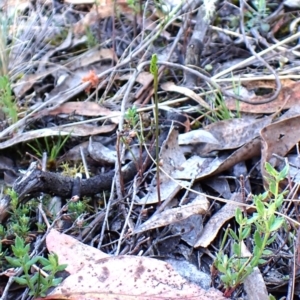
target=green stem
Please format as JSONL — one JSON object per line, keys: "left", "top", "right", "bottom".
{"left": 153, "top": 64, "right": 161, "bottom": 204}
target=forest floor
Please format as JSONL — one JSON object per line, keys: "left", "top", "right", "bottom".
{"left": 1, "top": 0, "right": 300, "bottom": 299}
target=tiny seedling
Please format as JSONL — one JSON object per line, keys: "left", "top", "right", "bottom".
{"left": 0, "top": 76, "right": 18, "bottom": 124}
{"left": 6, "top": 188, "right": 32, "bottom": 239}
{"left": 126, "top": 0, "right": 140, "bottom": 13}
{"left": 150, "top": 53, "right": 162, "bottom": 204}
{"left": 68, "top": 199, "right": 90, "bottom": 221}
{"left": 214, "top": 162, "right": 288, "bottom": 297}
{"left": 85, "top": 26, "right": 98, "bottom": 49}
{"left": 245, "top": 0, "right": 270, "bottom": 33}
{"left": 28, "top": 133, "right": 70, "bottom": 169}
{"left": 5, "top": 236, "right": 67, "bottom": 298}
{"left": 204, "top": 88, "right": 233, "bottom": 122}
{"left": 125, "top": 106, "right": 139, "bottom": 128}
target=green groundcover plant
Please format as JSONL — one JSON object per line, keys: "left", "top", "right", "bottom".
{"left": 214, "top": 162, "right": 288, "bottom": 298}
{"left": 5, "top": 236, "right": 67, "bottom": 298}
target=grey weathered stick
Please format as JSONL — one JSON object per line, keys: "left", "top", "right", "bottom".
{"left": 183, "top": 5, "right": 215, "bottom": 87}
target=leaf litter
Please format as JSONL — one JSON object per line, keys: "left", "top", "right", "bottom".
{"left": 1, "top": 0, "right": 300, "bottom": 299}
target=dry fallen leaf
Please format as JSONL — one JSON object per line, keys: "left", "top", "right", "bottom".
{"left": 46, "top": 229, "right": 109, "bottom": 274}
{"left": 46, "top": 101, "right": 121, "bottom": 124}
{"left": 119, "top": 72, "right": 154, "bottom": 99}
{"left": 225, "top": 80, "right": 298, "bottom": 113}
{"left": 172, "top": 155, "right": 225, "bottom": 180}
{"left": 43, "top": 229, "right": 227, "bottom": 300}
{"left": 200, "top": 116, "right": 272, "bottom": 154}
{"left": 0, "top": 124, "right": 116, "bottom": 150}
{"left": 260, "top": 114, "right": 300, "bottom": 187}
{"left": 194, "top": 193, "right": 243, "bottom": 248}
{"left": 72, "top": 1, "right": 134, "bottom": 34}
{"left": 134, "top": 195, "right": 209, "bottom": 234}
{"left": 241, "top": 242, "right": 269, "bottom": 300}
{"left": 161, "top": 82, "right": 210, "bottom": 110}
{"left": 137, "top": 127, "right": 188, "bottom": 204}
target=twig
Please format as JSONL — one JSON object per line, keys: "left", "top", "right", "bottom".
{"left": 115, "top": 176, "right": 138, "bottom": 255}
{"left": 239, "top": 0, "right": 281, "bottom": 105}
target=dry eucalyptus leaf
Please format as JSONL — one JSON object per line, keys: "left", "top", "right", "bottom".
{"left": 208, "top": 137, "right": 261, "bottom": 176}
{"left": 46, "top": 229, "right": 109, "bottom": 274}
{"left": 72, "top": 48, "right": 117, "bottom": 70}
{"left": 88, "top": 137, "right": 117, "bottom": 164}
{"left": 175, "top": 137, "right": 261, "bottom": 181}
{"left": 0, "top": 124, "right": 116, "bottom": 150}
{"left": 171, "top": 214, "right": 203, "bottom": 246}
{"left": 137, "top": 127, "right": 188, "bottom": 204}
{"left": 119, "top": 72, "right": 154, "bottom": 99}
{"left": 225, "top": 80, "right": 299, "bottom": 113}
{"left": 44, "top": 101, "right": 120, "bottom": 124}
{"left": 178, "top": 129, "right": 220, "bottom": 146}
{"left": 137, "top": 179, "right": 190, "bottom": 205}
{"left": 260, "top": 114, "right": 300, "bottom": 186}
{"left": 241, "top": 242, "right": 269, "bottom": 300}
{"left": 161, "top": 81, "right": 210, "bottom": 110}
{"left": 172, "top": 155, "right": 225, "bottom": 180}
{"left": 134, "top": 195, "right": 209, "bottom": 234}
{"left": 44, "top": 230, "right": 226, "bottom": 300}
{"left": 194, "top": 193, "right": 243, "bottom": 248}
{"left": 42, "top": 255, "right": 226, "bottom": 300}
{"left": 200, "top": 116, "right": 272, "bottom": 154}
{"left": 0, "top": 156, "right": 14, "bottom": 171}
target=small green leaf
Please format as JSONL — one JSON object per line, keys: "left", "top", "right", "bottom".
{"left": 267, "top": 203, "right": 276, "bottom": 217}
{"left": 261, "top": 191, "right": 269, "bottom": 201}
{"left": 275, "top": 194, "right": 284, "bottom": 208}
{"left": 38, "top": 273, "right": 49, "bottom": 285}
{"left": 265, "top": 162, "right": 278, "bottom": 178}
{"left": 5, "top": 256, "right": 21, "bottom": 267}
{"left": 254, "top": 231, "right": 263, "bottom": 249}
{"left": 220, "top": 274, "right": 231, "bottom": 285}
{"left": 255, "top": 199, "right": 265, "bottom": 216}
{"left": 235, "top": 208, "right": 243, "bottom": 225}
{"left": 15, "top": 236, "right": 24, "bottom": 249}
{"left": 26, "top": 256, "right": 39, "bottom": 268}
{"left": 247, "top": 214, "right": 258, "bottom": 224}
{"left": 43, "top": 265, "right": 53, "bottom": 272}
{"left": 258, "top": 258, "right": 267, "bottom": 264}
{"left": 48, "top": 253, "right": 60, "bottom": 266}
{"left": 216, "top": 263, "right": 227, "bottom": 273}
{"left": 269, "top": 217, "right": 284, "bottom": 232}
{"left": 253, "top": 245, "right": 260, "bottom": 257}
{"left": 57, "top": 264, "right": 67, "bottom": 272}
{"left": 266, "top": 234, "right": 277, "bottom": 245}
{"left": 30, "top": 272, "right": 39, "bottom": 284}
{"left": 39, "top": 257, "right": 50, "bottom": 266}
{"left": 268, "top": 181, "right": 277, "bottom": 196}
{"left": 229, "top": 229, "right": 239, "bottom": 241}
{"left": 278, "top": 164, "right": 289, "bottom": 181}
{"left": 242, "top": 227, "right": 251, "bottom": 240}
{"left": 262, "top": 249, "right": 273, "bottom": 256}
{"left": 226, "top": 268, "right": 232, "bottom": 278}
{"left": 52, "top": 277, "right": 63, "bottom": 286}
{"left": 39, "top": 292, "right": 46, "bottom": 298}
{"left": 233, "top": 242, "right": 241, "bottom": 256}
{"left": 14, "top": 277, "right": 28, "bottom": 285}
